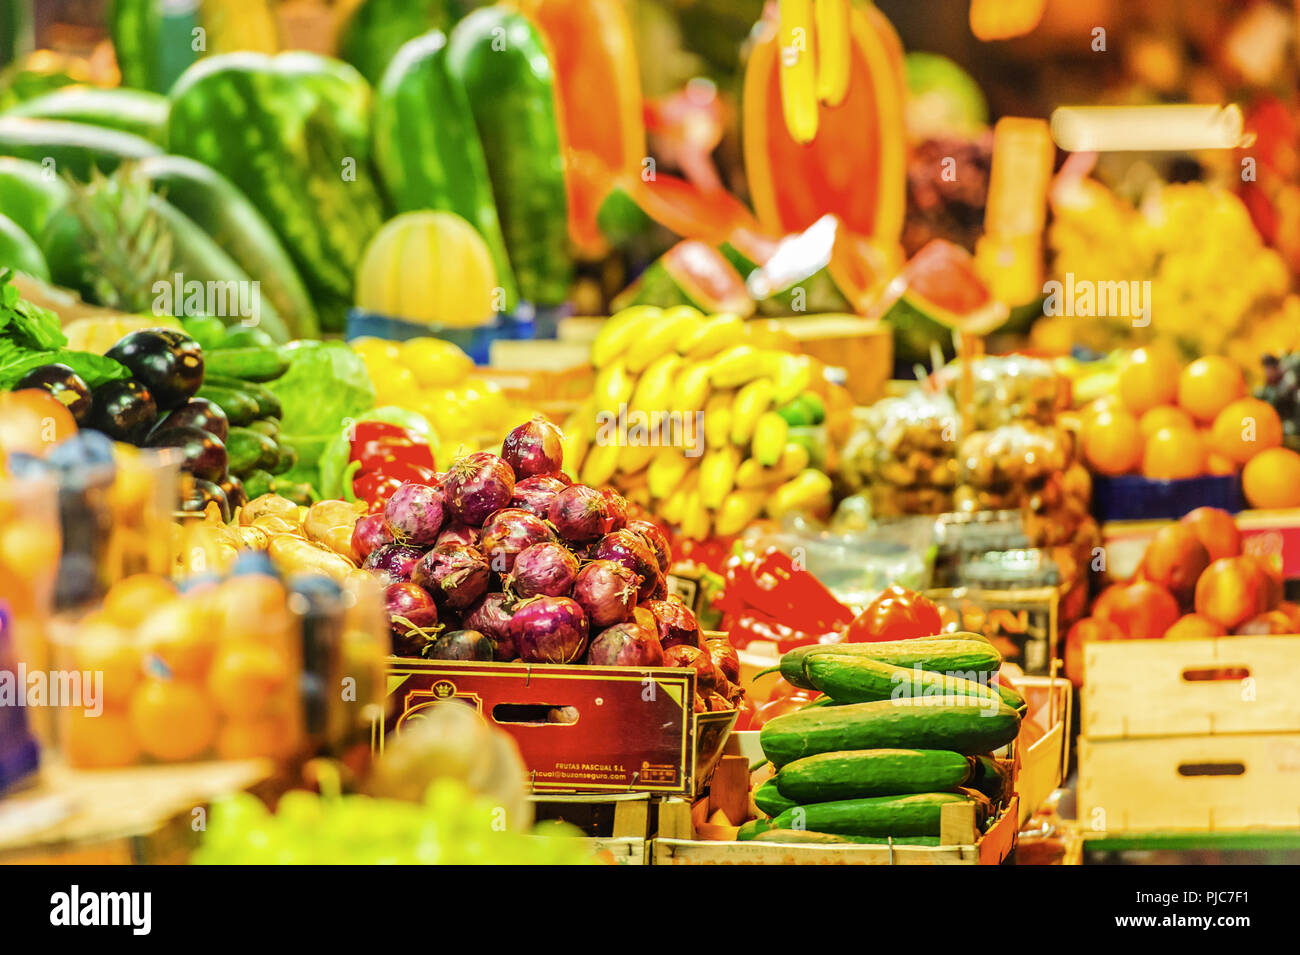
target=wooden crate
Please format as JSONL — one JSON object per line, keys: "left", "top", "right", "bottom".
{"left": 528, "top": 792, "right": 657, "bottom": 865}
{"left": 650, "top": 798, "right": 1019, "bottom": 865}
{"left": 1016, "top": 675, "right": 1071, "bottom": 825}
{"left": 1078, "top": 734, "right": 1300, "bottom": 833}
{"left": 1083, "top": 636, "right": 1300, "bottom": 739}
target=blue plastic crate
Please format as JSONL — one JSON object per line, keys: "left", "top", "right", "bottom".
{"left": 1092, "top": 473, "right": 1245, "bottom": 523}
{"left": 345, "top": 303, "right": 569, "bottom": 365}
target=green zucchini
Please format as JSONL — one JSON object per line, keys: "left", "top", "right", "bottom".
{"left": 777, "top": 636, "right": 1003, "bottom": 690}
{"left": 803, "top": 653, "right": 1005, "bottom": 707}
{"left": 759, "top": 696, "right": 1022, "bottom": 767}
{"left": 225, "top": 427, "right": 278, "bottom": 475}
{"left": 751, "top": 829, "right": 940, "bottom": 846}
{"left": 0, "top": 211, "right": 48, "bottom": 279}
{"left": 775, "top": 749, "right": 972, "bottom": 803}
{"left": 0, "top": 117, "right": 160, "bottom": 180}
{"left": 5, "top": 86, "right": 169, "bottom": 144}
{"left": 202, "top": 375, "right": 282, "bottom": 419}
{"left": 447, "top": 7, "right": 571, "bottom": 306}
{"left": 753, "top": 777, "right": 798, "bottom": 818}
{"left": 196, "top": 384, "right": 259, "bottom": 426}
{"left": 771, "top": 792, "right": 974, "bottom": 838}
{"left": 137, "top": 154, "right": 320, "bottom": 338}
{"left": 0, "top": 157, "right": 71, "bottom": 238}
{"left": 202, "top": 347, "right": 289, "bottom": 383}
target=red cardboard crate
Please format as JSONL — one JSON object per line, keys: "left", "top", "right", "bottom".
{"left": 381, "top": 659, "right": 735, "bottom": 795}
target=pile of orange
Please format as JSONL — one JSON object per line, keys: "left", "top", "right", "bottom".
{"left": 1082, "top": 349, "right": 1300, "bottom": 507}
{"left": 61, "top": 573, "right": 301, "bottom": 768}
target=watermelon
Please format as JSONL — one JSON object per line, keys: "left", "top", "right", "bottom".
{"left": 3, "top": 86, "right": 170, "bottom": 144}
{"left": 0, "top": 157, "right": 71, "bottom": 239}
{"left": 881, "top": 239, "right": 1008, "bottom": 364}
{"left": 598, "top": 172, "right": 760, "bottom": 248}
{"left": 612, "top": 239, "right": 753, "bottom": 316}
{"left": 0, "top": 211, "right": 48, "bottom": 280}
{"left": 338, "top": 0, "right": 454, "bottom": 87}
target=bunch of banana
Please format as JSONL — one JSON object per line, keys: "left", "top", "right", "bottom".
{"left": 568, "top": 305, "right": 835, "bottom": 539}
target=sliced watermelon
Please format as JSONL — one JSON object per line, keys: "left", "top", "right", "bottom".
{"left": 597, "top": 172, "right": 759, "bottom": 248}
{"left": 881, "top": 239, "right": 1008, "bottom": 364}
{"left": 612, "top": 239, "right": 754, "bottom": 316}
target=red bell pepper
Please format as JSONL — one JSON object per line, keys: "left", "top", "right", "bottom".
{"left": 350, "top": 421, "right": 436, "bottom": 473}
{"left": 846, "top": 584, "right": 944, "bottom": 642}
{"left": 718, "top": 548, "right": 852, "bottom": 635}
{"left": 352, "top": 461, "right": 437, "bottom": 513}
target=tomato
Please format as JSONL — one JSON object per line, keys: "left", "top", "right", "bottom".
{"left": 0, "top": 389, "right": 77, "bottom": 455}
{"left": 751, "top": 691, "right": 815, "bottom": 728}
{"left": 846, "top": 584, "right": 943, "bottom": 642}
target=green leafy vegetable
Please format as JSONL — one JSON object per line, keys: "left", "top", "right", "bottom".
{"left": 264, "top": 340, "right": 376, "bottom": 470}
{"left": 1, "top": 269, "right": 66, "bottom": 349}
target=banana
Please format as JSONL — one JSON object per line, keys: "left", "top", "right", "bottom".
{"left": 715, "top": 488, "right": 767, "bottom": 536}
{"left": 625, "top": 306, "right": 704, "bottom": 374}
{"left": 730, "top": 378, "right": 775, "bottom": 446}
{"left": 778, "top": 0, "right": 818, "bottom": 144}
{"left": 769, "top": 352, "right": 813, "bottom": 405}
{"left": 648, "top": 448, "right": 693, "bottom": 500}
{"left": 661, "top": 470, "right": 698, "bottom": 525}
{"left": 617, "top": 441, "right": 658, "bottom": 476}
{"left": 703, "top": 391, "right": 733, "bottom": 447}
{"left": 594, "top": 359, "right": 635, "bottom": 411}
{"left": 580, "top": 440, "right": 621, "bottom": 487}
{"left": 680, "top": 312, "right": 746, "bottom": 360}
{"left": 752, "top": 411, "right": 790, "bottom": 466}
{"left": 767, "top": 468, "right": 833, "bottom": 519}
{"left": 814, "top": 0, "right": 850, "bottom": 107}
{"left": 676, "top": 360, "right": 714, "bottom": 412}
{"left": 680, "top": 485, "right": 712, "bottom": 540}
{"left": 592, "top": 305, "right": 661, "bottom": 367}
{"left": 699, "top": 445, "right": 740, "bottom": 509}
{"left": 709, "top": 345, "right": 765, "bottom": 389}
{"left": 629, "top": 354, "right": 681, "bottom": 414}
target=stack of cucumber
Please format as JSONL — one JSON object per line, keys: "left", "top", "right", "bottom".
{"left": 181, "top": 317, "right": 309, "bottom": 505}
{"left": 742, "top": 634, "right": 1025, "bottom": 847}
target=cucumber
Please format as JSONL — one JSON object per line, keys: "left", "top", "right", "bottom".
{"left": 994, "top": 680, "right": 1027, "bottom": 715}
{"left": 775, "top": 749, "right": 972, "bottom": 803}
{"left": 196, "top": 384, "right": 259, "bottom": 426}
{"left": 803, "top": 653, "right": 1005, "bottom": 707}
{"left": 248, "top": 417, "right": 279, "bottom": 439}
{"left": 202, "top": 347, "right": 289, "bottom": 383}
{"left": 5, "top": 86, "right": 169, "bottom": 144}
{"left": 772, "top": 792, "right": 974, "bottom": 838}
{"left": 180, "top": 315, "right": 228, "bottom": 351}
{"left": 242, "top": 468, "right": 275, "bottom": 499}
{"left": 753, "top": 777, "right": 798, "bottom": 818}
{"left": 735, "top": 818, "right": 774, "bottom": 841}
{"left": 0, "top": 157, "right": 72, "bottom": 238}
{"left": 0, "top": 211, "right": 49, "bottom": 279}
{"left": 225, "top": 427, "right": 278, "bottom": 476}
{"left": 967, "top": 756, "right": 1013, "bottom": 804}
{"left": 212, "top": 327, "right": 275, "bottom": 350}
{"left": 270, "top": 442, "right": 297, "bottom": 476}
{"left": 203, "top": 375, "right": 282, "bottom": 419}
{"left": 137, "top": 155, "right": 320, "bottom": 338}
{"left": 0, "top": 117, "right": 161, "bottom": 179}
{"left": 777, "top": 636, "right": 1003, "bottom": 690}
{"left": 751, "top": 829, "right": 940, "bottom": 846}
{"left": 759, "top": 697, "right": 1022, "bottom": 767}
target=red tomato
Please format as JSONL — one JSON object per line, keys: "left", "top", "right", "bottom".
{"left": 750, "top": 692, "right": 815, "bottom": 729}
{"left": 846, "top": 585, "right": 943, "bottom": 642}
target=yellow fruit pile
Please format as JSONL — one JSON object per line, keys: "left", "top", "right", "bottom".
{"left": 351, "top": 337, "right": 530, "bottom": 454}
{"left": 565, "top": 305, "right": 836, "bottom": 539}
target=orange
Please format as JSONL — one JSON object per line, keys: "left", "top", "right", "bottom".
{"left": 1177, "top": 356, "right": 1246, "bottom": 422}
{"left": 1142, "top": 426, "right": 1206, "bottom": 480}
{"left": 63, "top": 710, "right": 140, "bottom": 768}
{"left": 1209, "top": 397, "right": 1284, "bottom": 464}
{"left": 216, "top": 716, "right": 298, "bottom": 761}
{"left": 1117, "top": 347, "right": 1180, "bottom": 416}
{"left": 207, "top": 642, "right": 290, "bottom": 717}
{"left": 1083, "top": 409, "right": 1143, "bottom": 475}
{"left": 208, "top": 574, "right": 291, "bottom": 643}
{"left": 1138, "top": 405, "right": 1196, "bottom": 439}
{"left": 128, "top": 679, "right": 217, "bottom": 761}
{"left": 138, "top": 599, "right": 216, "bottom": 680}
{"left": 1242, "top": 447, "right": 1300, "bottom": 509}
{"left": 103, "top": 574, "right": 178, "bottom": 629}
{"left": 1206, "top": 451, "right": 1238, "bottom": 476}
{"left": 72, "top": 621, "right": 141, "bottom": 708}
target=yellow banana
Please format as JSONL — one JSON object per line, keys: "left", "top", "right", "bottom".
{"left": 680, "top": 312, "right": 746, "bottom": 360}
{"left": 661, "top": 470, "right": 698, "bottom": 525}
{"left": 560, "top": 399, "right": 595, "bottom": 479}
{"left": 680, "top": 485, "right": 712, "bottom": 540}
{"left": 814, "top": 0, "right": 850, "bottom": 107}
{"left": 648, "top": 448, "right": 693, "bottom": 500}
{"left": 710, "top": 344, "right": 767, "bottom": 389}
{"left": 703, "top": 391, "right": 733, "bottom": 448}
{"left": 592, "top": 305, "right": 661, "bottom": 367}
{"left": 778, "top": 0, "right": 818, "bottom": 144}
{"left": 580, "top": 440, "right": 621, "bottom": 487}
{"left": 767, "top": 468, "right": 833, "bottom": 519}
{"left": 752, "top": 411, "right": 790, "bottom": 466}
{"left": 699, "top": 445, "right": 740, "bottom": 509}
{"left": 625, "top": 306, "right": 704, "bottom": 373}
{"left": 630, "top": 354, "right": 682, "bottom": 414}
{"left": 730, "top": 378, "right": 775, "bottom": 446}
{"left": 715, "top": 488, "right": 767, "bottom": 536}
{"left": 594, "top": 359, "right": 635, "bottom": 411}
{"left": 768, "top": 351, "right": 813, "bottom": 405}
{"left": 617, "top": 441, "right": 657, "bottom": 476}
{"left": 676, "top": 360, "right": 714, "bottom": 412}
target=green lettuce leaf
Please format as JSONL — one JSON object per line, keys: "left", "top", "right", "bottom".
{"left": 264, "top": 340, "right": 375, "bottom": 468}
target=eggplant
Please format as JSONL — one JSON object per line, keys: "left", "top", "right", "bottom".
{"left": 217, "top": 472, "right": 247, "bottom": 510}
{"left": 89, "top": 379, "right": 157, "bottom": 443}
{"left": 105, "top": 328, "right": 204, "bottom": 410}
{"left": 154, "top": 397, "right": 229, "bottom": 443}
{"left": 421, "top": 629, "right": 494, "bottom": 661}
{"left": 15, "top": 363, "right": 93, "bottom": 424}
{"left": 180, "top": 476, "right": 230, "bottom": 521}
{"left": 147, "top": 424, "right": 228, "bottom": 482}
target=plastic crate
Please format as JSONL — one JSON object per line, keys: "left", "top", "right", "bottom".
{"left": 1091, "top": 473, "right": 1244, "bottom": 523}
{"left": 345, "top": 304, "right": 569, "bottom": 364}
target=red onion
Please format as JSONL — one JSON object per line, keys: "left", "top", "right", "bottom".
{"left": 436, "top": 522, "right": 481, "bottom": 548}
{"left": 572, "top": 559, "right": 638, "bottom": 629}
{"left": 510, "top": 541, "right": 579, "bottom": 598}
{"left": 547, "top": 484, "right": 609, "bottom": 544}
{"left": 663, "top": 644, "right": 723, "bottom": 694}
{"left": 351, "top": 512, "right": 392, "bottom": 561}
{"left": 412, "top": 542, "right": 491, "bottom": 610}
{"left": 443, "top": 451, "right": 516, "bottom": 526}
{"left": 510, "top": 595, "right": 589, "bottom": 664}
{"left": 631, "top": 605, "right": 658, "bottom": 633}
{"left": 501, "top": 416, "right": 564, "bottom": 478}
{"left": 510, "top": 474, "right": 567, "bottom": 519}
{"left": 591, "top": 529, "right": 659, "bottom": 600}
{"left": 463, "top": 592, "right": 517, "bottom": 660}
{"left": 479, "top": 508, "right": 555, "bottom": 575}
{"left": 424, "top": 629, "right": 494, "bottom": 661}
{"left": 600, "top": 488, "right": 628, "bottom": 533}
{"left": 626, "top": 518, "right": 671, "bottom": 573}
{"left": 384, "top": 482, "right": 446, "bottom": 546}
{"left": 646, "top": 572, "right": 667, "bottom": 600}
{"left": 587, "top": 621, "right": 664, "bottom": 667}
{"left": 384, "top": 581, "right": 439, "bottom": 657}
{"left": 641, "top": 597, "right": 700, "bottom": 649}
{"left": 704, "top": 637, "right": 740, "bottom": 683}
{"left": 363, "top": 542, "right": 424, "bottom": 583}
